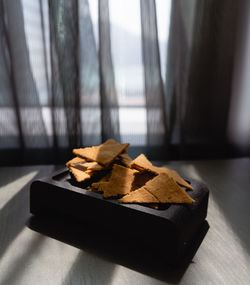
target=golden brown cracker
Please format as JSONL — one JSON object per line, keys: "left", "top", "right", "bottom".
{"left": 131, "top": 171, "right": 156, "bottom": 191}
{"left": 69, "top": 166, "right": 91, "bottom": 183}
{"left": 131, "top": 154, "right": 193, "bottom": 190}
{"left": 119, "top": 188, "right": 158, "bottom": 203}
{"left": 152, "top": 166, "right": 193, "bottom": 190}
{"left": 85, "top": 169, "right": 94, "bottom": 175}
{"left": 119, "top": 153, "right": 133, "bottom": 168}
{"left": 69, "top": 161, "right": 103, "bottom": 184}
{"left": 73, "top": 142, "right": 130, "bottom": 166}
{"left": 66, "top": 156, "right": 86, "bottom": 167}
{"left": 91, "top": 181, "right": 109, "bottom": 192}
{"left": 101, "top": 164, "right": 137, "bottom": 198}
{"left": 71, "top": 161, "right": 103, "bottom": 173}
{"left": 82, "top": 162, "right": 103, "bottom": 171}
{"left": 89, "top": 169, "right": 112, "bottom": 192}
{"left": 96, "top": 181, "right": 109, "bottom": 192}
{"left": 130, "top": 153, "right": 153, "bottom": 171}
{"left": 91, "top": 182, "right": 100, "bottom": 190}
{"left": 103, "top": 139, "right": 118, "bottom": 145}
{"left": 98, "top": 170, "right": 112, "bottom": 182}
{"left": 145, "top": 173, "right": 195, "bottom": 204}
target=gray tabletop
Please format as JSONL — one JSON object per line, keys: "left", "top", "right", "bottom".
{"left": 0, "top": 159, "right": 250, "bottom": 285}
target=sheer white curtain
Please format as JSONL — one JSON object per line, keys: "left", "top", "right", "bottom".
{"left": 21, "top": 0, "right": 171, "bottom": 147}
{"left": 0, "top": 0, "right": 247, "bottom": 165}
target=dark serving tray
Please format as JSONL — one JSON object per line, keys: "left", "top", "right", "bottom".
{"left": 30, "top": 168, "right": 209, "bottom": 264}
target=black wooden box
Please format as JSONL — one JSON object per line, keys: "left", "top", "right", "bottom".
{"left": 30, "top": 168, "right": 209, "bottom": 264}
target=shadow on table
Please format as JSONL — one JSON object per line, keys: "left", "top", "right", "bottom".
{"left": 61, "top": 250, "right": 117, "bottom": 285}
{"left": 0, "top": 178, "right": 30, "bottom": 259}
{"left": 192, "top": 160, "right": 250, "bottom": 257}
{"left": 0, "top": 166, "right": 60, "bottom": 260}
{"left": 0, "top": 168, "right": 40, "bottom": 259}
{"left": 28, "top": 215, "right": 209, "bottom": 284}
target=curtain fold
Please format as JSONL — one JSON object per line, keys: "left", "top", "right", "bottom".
{"left": 48, "top": 0, "right": 82, "bottom": 149}
{"left": 166, "top": 0, "right": 242, "bottom": 158}
{"left": 78, "top": 0, "right": 101, "bottom": 146}
{"left": 98, "top": 0, "right": 120, "bottom": 142}
{"left": 166, "top": 0, "right": 195, "bottom": 149}
{"left": 0, "top": 0, "right": 48, "bottom": 152}
{"left": 140, "top": 0, "right": 168, "bottom": 147}
{"left": 184, "top": 0, "right": 240, "bottom": 144}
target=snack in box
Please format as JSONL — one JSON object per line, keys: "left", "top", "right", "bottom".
{"left": 66, "top": 139, "right": 194, "bottom": 205}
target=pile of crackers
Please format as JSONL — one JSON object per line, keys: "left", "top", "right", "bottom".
{"left": 66, "top": 139, "right": 194, "bottom": 205}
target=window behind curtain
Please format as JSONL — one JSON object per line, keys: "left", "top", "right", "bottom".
{"left": 21, "top": 0, "right": 171, "bottom": 148}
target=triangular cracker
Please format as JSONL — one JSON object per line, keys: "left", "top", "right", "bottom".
{"left": 130, "top": 153, "right": 152, "bottom": 171}
{"left": 131, "top": 154, "right": 193, "bottom": 190}
{"left": 101, "top": 164, "right": 137, "bottom": 198}
{"left": 73, "top": 142, "right": 129, "bottom": 166}
{"left": 90, "top": 169, "right": 112, "bottom": 192}
{"left": 73, "top": 161, "right": 103, "bottom": 172}
{"left": 119, "top": 188, "right": 158, "bottom": 203}
{"left": 131, "top": 171, "right": 156, "bottom": 191}
{"left": 91, "top": 181, "right": 109, "bottom": 192}
{"left": 155, "top": 167, "right": 193, "bottom": 190}
{"left": 91, "top": 182, "right": 102, "bottom": 191}
{"left": 66, "top": 156, "right": 86, "bottom": 167}
{"left": 69, "top": 166, "right": 91, "bottom": 183}
{"left": 145, "top": 173, "right": 194, "bottom": 204}
{"left": 119, "top": 153, "right": 133, "bottom": 168}
{"left": 103, "top": 139, "right": 118, "bottom": 145}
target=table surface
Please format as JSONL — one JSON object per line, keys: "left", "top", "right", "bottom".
{"left": 0, "top": 158, "right": 250, "bottom": 285}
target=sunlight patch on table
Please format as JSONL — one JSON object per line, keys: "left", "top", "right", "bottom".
{"left": 177, "top": 165, "right": 250, "bottom": 284}
{"left": 0, "top": 226, "right": 80, "bottom": 285}
{"left": 185, "top": 195, "right": 250, "bottom": 284}
{"left": 0, "top": 171, "right": 38, "bottom": 210}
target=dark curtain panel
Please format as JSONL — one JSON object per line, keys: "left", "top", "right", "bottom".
{"left": 166, "top": 0, "right": 242, "bottom": 158}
